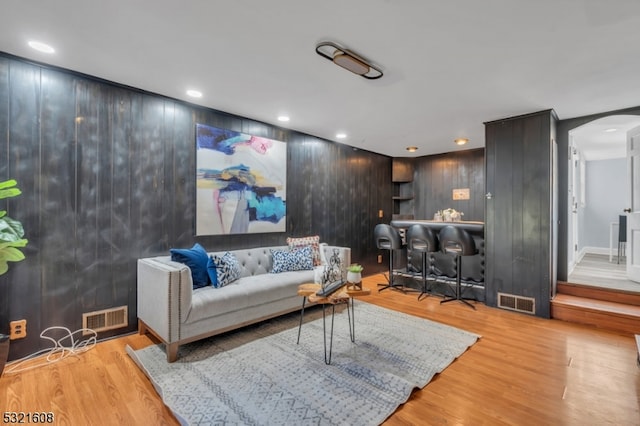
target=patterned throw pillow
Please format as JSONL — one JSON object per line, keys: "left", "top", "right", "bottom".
{"left": 271, "top": 246, "right": 314, "bottom": 273}
{"left": 210, "top": 252, "right": 242, "bottom": 288}
{"left": 170, "top": 243, "right": 210, "bottom": 289}
{"left": 286, "top": 235, "right": 321, "bottom": 266}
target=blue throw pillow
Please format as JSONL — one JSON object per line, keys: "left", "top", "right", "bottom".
{"left": 206, "top": 257, "right": 218, "bottom": 287}
{"left": 210, "top": 252, "right": 242, "bottom": 288}
{"left": 170, "top": 243, "right": 210, "bottom": 289}
{"left": 271, "top": 246, "right": 314, "bottom": 273}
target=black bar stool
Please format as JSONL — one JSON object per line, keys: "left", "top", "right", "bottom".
{"left": 374, "top": 224, "right": 414, "bottom": 293}
{"left": 406, "top": 224, "right": 438, "bottom": 301}
{"left": 618, "top": 215, "right": 627, "bottom": 264}
{"left": 439, "top": 225, "right": 478, "bottom": 309}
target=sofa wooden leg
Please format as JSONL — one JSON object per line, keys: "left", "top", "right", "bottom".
{"left": 138, "top": 319, "right": 148, "bottom": 335}
{"left": 167, "top": 343, "right": 179, "bottom": 363}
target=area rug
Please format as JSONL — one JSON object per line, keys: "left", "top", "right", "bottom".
{"left": 127, "top": 302, "right": 480, "bottom": 425}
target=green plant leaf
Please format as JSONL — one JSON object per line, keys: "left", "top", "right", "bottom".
{"left": 0, "top": 260, "right": 8, "bottom": 275}
{"left": 0, "top": 246, "right": 25, "bottom": 262}
{"left": 0, "top": 179, "right": 17, "bottom": 190}
{"left": 0, "top": 188, "right": 21, "bottom": 200}
{"left": 0, "top": 179, "right": 20, "bottom": 200}
{"left": 0, "top": 239, "right": 28, "bottom": 249}
{"left": 0, "top": 215, "right": 25, "bottom": 241}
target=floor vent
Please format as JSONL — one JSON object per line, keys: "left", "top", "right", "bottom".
{"left": 82, "top": 306, "right": 128, "bottom": 334}
{"left": 497, "top": 293, "right": 535, "bottom": 315}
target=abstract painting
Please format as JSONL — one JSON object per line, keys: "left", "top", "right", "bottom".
{"left": 196, "top": 123, "right": 286, "bottom": 235}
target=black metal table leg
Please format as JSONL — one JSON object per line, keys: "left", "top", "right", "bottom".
{"left": 322, "top": 303, "right": 338, "bottom": 365}
{"left": 296, "top": 296, "right": 306, "bottom": 344}
{"left": 348, "top": 298, "right": 355, "bottom": 342}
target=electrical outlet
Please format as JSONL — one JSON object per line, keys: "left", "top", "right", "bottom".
{"left": 10, "top": 319, "right": 27, "bottom": 340}
{"left": 377, "top": 255, "right": 383, "bottom": 263}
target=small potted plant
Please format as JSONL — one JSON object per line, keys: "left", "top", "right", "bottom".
{"left": 347, "top": 263, "right": 364, "bottom": 290}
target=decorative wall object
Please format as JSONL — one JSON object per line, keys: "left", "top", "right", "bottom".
{"left": 452, "top": 188, "right": 470, "bottom": 200}
{"left": 196, "top": 124, "right": 287, "bottom": 235}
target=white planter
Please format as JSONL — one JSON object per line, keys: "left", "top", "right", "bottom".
{"left": 347, "top": 271, "right": 362, "bottom": 289}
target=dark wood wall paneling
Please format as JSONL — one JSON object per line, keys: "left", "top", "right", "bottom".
{"left": 413, "top": 149, "right": 485, "bottom": 222}
{"left": 0, "top": 54, "right": 392, "bottom": 360}
{"left": 485, "top": 110, "right": 556, "bottom": 318}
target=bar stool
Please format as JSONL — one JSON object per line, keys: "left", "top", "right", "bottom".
{"left": 618, "top": 215, "right": 627, "bottom": 264}
{"left": 374, "top": 224, "right": 413, "bottom": 293}
{"left": 439, "top": 225, "right": 478, "bottom": 309}
{"left": 406, "top": 224, "right": 438, "bottom": 301}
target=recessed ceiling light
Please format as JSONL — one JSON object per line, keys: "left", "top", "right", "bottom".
{"left": 336, "top": 133, "right": 347, "bottom": 139}
{"left": 406, "top": 146, "right": 418, "bottom": 152}
{"left": 186, "top": 89, "right": 202, "bottom": 98}
{"left": 28, "top": 40, "right": 55, "bottom": 54}
{"left": 454, "top": 138, "right": 469, "bottom": 146}
{"left": 605, "top": 128, "right": 618, "bottom": 133}
{"left": 277, "top": 115, "right": 290, "bottom": 122}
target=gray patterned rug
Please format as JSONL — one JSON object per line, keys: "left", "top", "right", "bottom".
{"left": 127, "top": 302, "right": 479, "bottom": 425}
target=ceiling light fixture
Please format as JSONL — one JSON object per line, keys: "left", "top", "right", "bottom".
{"left": 316, "top": 41, "right": 383, "bottom": 79}
{"left": 28, "top": 40, "right": 55, "bottom": 54}
{"left": 277, "top": 115, "right": 290, "bottom": 122}
{"left": 604, "top": 128, "right": 618, "bottom": 133}
{"left": 336, "top": 133, "right": 347, "bottom": 139}
{"left": 454, "top": 138, "right": 469, "bottom": 146}
{"left": 186, "top": 89, "right": 203, "bottom": 98}
{"left": 406, "top": 146, "right": 418, "bottom": 152}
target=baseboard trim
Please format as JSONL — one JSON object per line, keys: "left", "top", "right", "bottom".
{"left": 581, "top": 246, "right": 610, "bottom": 256}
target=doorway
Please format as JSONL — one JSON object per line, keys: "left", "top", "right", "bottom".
{"left": 567, "top": 115, "right": 640, "bottom": 292}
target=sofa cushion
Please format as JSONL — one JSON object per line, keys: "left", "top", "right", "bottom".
{"left": 287, "top": 235, "right": 321, "bottom": 266}
{"left": 186, "top": 269, "right": 314, "bottom": 323}
{"left": 210, "top": 252, "right": 242, "bottom": 287}
{"left": 170, "top": 243, "right": 210, "bottom": 289}
{"left": 271, "top": 246, "right": 313, "bottom": 273}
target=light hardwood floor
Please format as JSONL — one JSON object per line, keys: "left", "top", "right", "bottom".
{"left": 1, "top": 274, "right": 638, "bottom": 425}
{"left": 569, "top": 253, "right": 640, "bottom": 293}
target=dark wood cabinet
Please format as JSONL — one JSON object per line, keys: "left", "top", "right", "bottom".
{"left": 484, "top": 110, "right": 558, "bottom": 318}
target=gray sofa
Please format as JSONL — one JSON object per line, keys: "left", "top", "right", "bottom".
{"left": 137, "top": 244, "right": 351, "bottom": 362}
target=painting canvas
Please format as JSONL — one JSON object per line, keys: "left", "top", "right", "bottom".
{"left": 196, "top": 124, "right": 286, "bottom": 235}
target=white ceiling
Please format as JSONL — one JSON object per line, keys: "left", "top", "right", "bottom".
{"left": 571, "top": 115, "right": 640, "bottom": 161}
{"left": 2, "top": 1, "right": 640, "bottom": 157}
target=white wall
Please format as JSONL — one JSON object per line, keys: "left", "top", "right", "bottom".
{"left": 579, "top": 157, "right": 626, "bottom": 251}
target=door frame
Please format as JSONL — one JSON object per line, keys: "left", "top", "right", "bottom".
{"left": 557, "top": 107, "right": 640, "bottom": 283}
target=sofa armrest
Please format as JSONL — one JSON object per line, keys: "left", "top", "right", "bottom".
{"left": 137, "top": 258, "right": 192, "bottom": 344}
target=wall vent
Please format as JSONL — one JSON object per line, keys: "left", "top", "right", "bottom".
{"left": 82, "top": 306, "right": 128, "bottom": 335}
{"left": 497, "top": 293, "right": 535, "bottom": 315}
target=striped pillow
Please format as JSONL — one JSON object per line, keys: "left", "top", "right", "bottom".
{"left": 286, "top": 235, "right": 321, "bottom": 266}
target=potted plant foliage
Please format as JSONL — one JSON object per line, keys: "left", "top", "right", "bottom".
{"left": 347, "top": 263, "right": 364, "bottom": 290}
{"left": 0, "top": 179, "right": 28, "bottom": 375}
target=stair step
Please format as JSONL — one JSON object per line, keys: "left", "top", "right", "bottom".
{"left": 551, "top": 294, "right": 640, "bottom": 335}
{"left": 557, "top": 281, "right": 640, "bottom": 306}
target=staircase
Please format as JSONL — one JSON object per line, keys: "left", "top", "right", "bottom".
{"left": 551, "top": 282, "right": 640, "bottom": 335}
